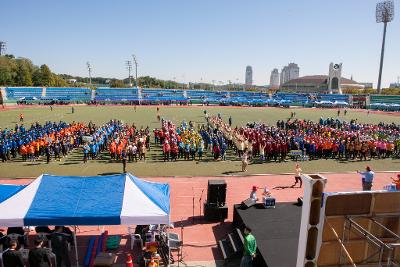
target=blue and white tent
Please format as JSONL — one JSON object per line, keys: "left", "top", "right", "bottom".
{"left": 0, "top": 173, "right": 170, "bottom": 227}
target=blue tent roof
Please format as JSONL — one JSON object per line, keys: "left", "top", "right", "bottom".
{"left": 0, "top": 173, "right": 170, "bottom": 226}
{"left": 0, "top": 184, "right": 26, "bottom": 203}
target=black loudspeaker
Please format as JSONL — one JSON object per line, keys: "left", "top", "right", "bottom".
{"left": 207, "top": 179, "right": 227, "bottom": 206}
{"left": 241, "top": 198, "right": 256, "bottom": 209}
{"left": 204, "top": 203, "right": 228, "bottom": 221}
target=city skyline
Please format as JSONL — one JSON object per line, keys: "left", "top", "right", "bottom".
{"left": 1, "top": 0, "right": 399, "bottom": 87}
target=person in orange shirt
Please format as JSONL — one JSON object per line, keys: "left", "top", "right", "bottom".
{"left": 386, "top": 142, "right": 394, "bottom": 158}
{"left": 29, "top": 145, "right": 35, "bottom": 161}
{"left": 109, "top": 142, "right": 116, "bottom": 160}
{"left": 20, "top": 144, "right": 27, "bottom": 161}
{"left": 19, "top": 113, "right": 24, "bottom": 122}
{"left": 35, "top": 141, "right": 40, "bottom": 158}
{"left": 39, "top": 139, "right": 45, "bottom": 156}
{"left": 116, "top": 145, "right": 122, "bottom": 160}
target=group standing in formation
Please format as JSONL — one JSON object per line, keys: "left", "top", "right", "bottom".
{"left": 1, "top": 112, "right": 399, "bottom": 170}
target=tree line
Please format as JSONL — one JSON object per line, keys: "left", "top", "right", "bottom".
{"left": 1, "top": 54, "right": 257, "bottom": 91}
{"left": 0, "top": 54, "right": 221, "bottom": 90}
{"left": 342, "top": 88, "right": 400, "bottom": 95}
{"left": 0, "top": 55, "right": 68, "bottom": 87}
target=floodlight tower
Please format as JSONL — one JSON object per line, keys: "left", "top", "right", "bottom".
{"left": 126, "top": 60, "right": 132, "bottom": 86}
{"left": 376, "top": 0, "right": 394, "bottom": 94}
{"left": 0, "top": 41, "right": 6, "bottom": 56}
{"left": 132, "top": 54, "right": 138, "bottom": 88}
{"left": 86, "top": 62, "right": 92, "bottom": 86}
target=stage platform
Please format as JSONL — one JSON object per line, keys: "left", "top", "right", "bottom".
{"left": 233, "top": 202, "right": 302, "bottom": 267}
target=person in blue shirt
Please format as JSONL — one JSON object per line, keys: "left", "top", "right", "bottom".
{"left": 357, "top": 166, "right": 374, "bottom": 191}
{"left": 83, "top": 143, "right": 89, "bottom": 163}
{"left": 0, "top": 142, "right": 6, "bottom": 162}
{"left": 91, "top": 142, "right": 98, "bottom": 159}
{"left": 190, "top": 142, "right": 196, "bottom": 160}
{"left": 184, "top": 143, "right": 190, "bottom": 160}
{"left": 221, "top": 142, "right": 227, "bottom": 161}
{"left": 178, "top": 141, "right": 184, "bottom": 159}
{"left": 338, "top": 141, "right": 345, "bottom": 160}
{"left": 198, "top": 140, "right": 204, "bottom": 160}
{"left": 88, "top": 143, "right": 94, "bottom": 160}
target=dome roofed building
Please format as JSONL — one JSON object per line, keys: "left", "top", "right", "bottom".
{"left": 281, "top": 75, "right": 364, "bottom": 93}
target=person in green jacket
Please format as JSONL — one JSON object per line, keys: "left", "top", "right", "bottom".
{"left": 240, "top": 225, "right": 257, "bottom": 267}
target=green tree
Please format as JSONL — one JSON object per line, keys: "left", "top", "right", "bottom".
{"left": 110, "top": 79, "right": 127, "bottom": 88}
{"left": 381, "top": 88, "right": 400, "bottom": 95}
{"left": 15, "top": 59, "right": 33, "bottom": 86}
{"left": 0, "top": 56, "right": 17, "bottom": 86}
{"left": 32, "top": 68, "right": 43, "bottom": 86}
{"left": 53, "top": 74, "right": 68, "bottom": 87}
{"left": 39, "top": 64, "right": 54, "bottom": 86}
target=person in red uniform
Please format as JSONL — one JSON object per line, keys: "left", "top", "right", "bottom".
{"left": 163, "top": 140, "right": 170, "bottom": 162}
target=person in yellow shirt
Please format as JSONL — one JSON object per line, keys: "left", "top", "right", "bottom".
{"left": 147, "top": 257, "right": 158, "bottom": 267}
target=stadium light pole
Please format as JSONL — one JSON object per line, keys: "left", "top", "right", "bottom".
{"left": 132, "top": 55, "right": 138, "bottom": 88}
{"left": 376, "top": 0, "right": 394, "bottom": 94}
{"left": 0, "top": 41, "right": 6, "bottom": 56}
{"left": 86, "top": 62, "right": 92, "bottom": 86}
{"left": 126, "top": 60, "right": 132, "bottom": 86}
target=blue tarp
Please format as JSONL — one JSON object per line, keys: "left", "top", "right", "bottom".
{"left": 0, "top": 184, "right": 26, "bottom": 203}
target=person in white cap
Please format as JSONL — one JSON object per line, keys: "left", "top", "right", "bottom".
{"left": 250, "top": 185, "right": 258, "bottom": 201}
{"left": 262, "top": 186, "right": 271, "bottom": 203}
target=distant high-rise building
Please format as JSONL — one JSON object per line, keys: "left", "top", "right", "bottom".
{"left": 270, "top": 69, "right": 280, "bottom": 89}
{"left": 245, "top": 66, "right": 253, "bottom": 90}
{"left": 389, "top": 83, "right": 400, "bottom": 88}
{"left": 280, "top": 63, "right": 300, "bottom": 85}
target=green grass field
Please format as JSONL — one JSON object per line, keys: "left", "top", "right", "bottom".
{"left": 0, "top": 105, "right": 399, "bottom": 178}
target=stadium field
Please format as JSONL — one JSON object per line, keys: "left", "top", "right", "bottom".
{"left": 0, "top": 105, "right": 399, "bottom": 178}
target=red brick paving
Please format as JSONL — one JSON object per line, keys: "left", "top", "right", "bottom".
{"left": 0, "top": 172, "right": 396, "bottom": 262}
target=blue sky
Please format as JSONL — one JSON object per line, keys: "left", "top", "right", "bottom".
{"left": 2, "top": 0, "right": 399, "bottom": 87}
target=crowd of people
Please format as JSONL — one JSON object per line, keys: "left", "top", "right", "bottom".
{"left": 208, "top": 115, "right": 400, "bottom": 163}
{"left": 0, "top": 121, "right": 86, "bottom": 163}
{"left": 1, "top": 226, "right": 73, "bottom": 267}
{"left": 155, "top": 119, "right": 204, "bottom": 161}
{"left": 1, "top": 114, "right": 399, "bottom": 168}
{"left": 106, "top": 123, "right": 150, "bottom": 163}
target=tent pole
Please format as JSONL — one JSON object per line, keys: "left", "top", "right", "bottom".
{"left": 168, "top": 218, "right": 171, "bottom": 267}
{"left": 74, "top": 226, "right": 79, "bottom": 267}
